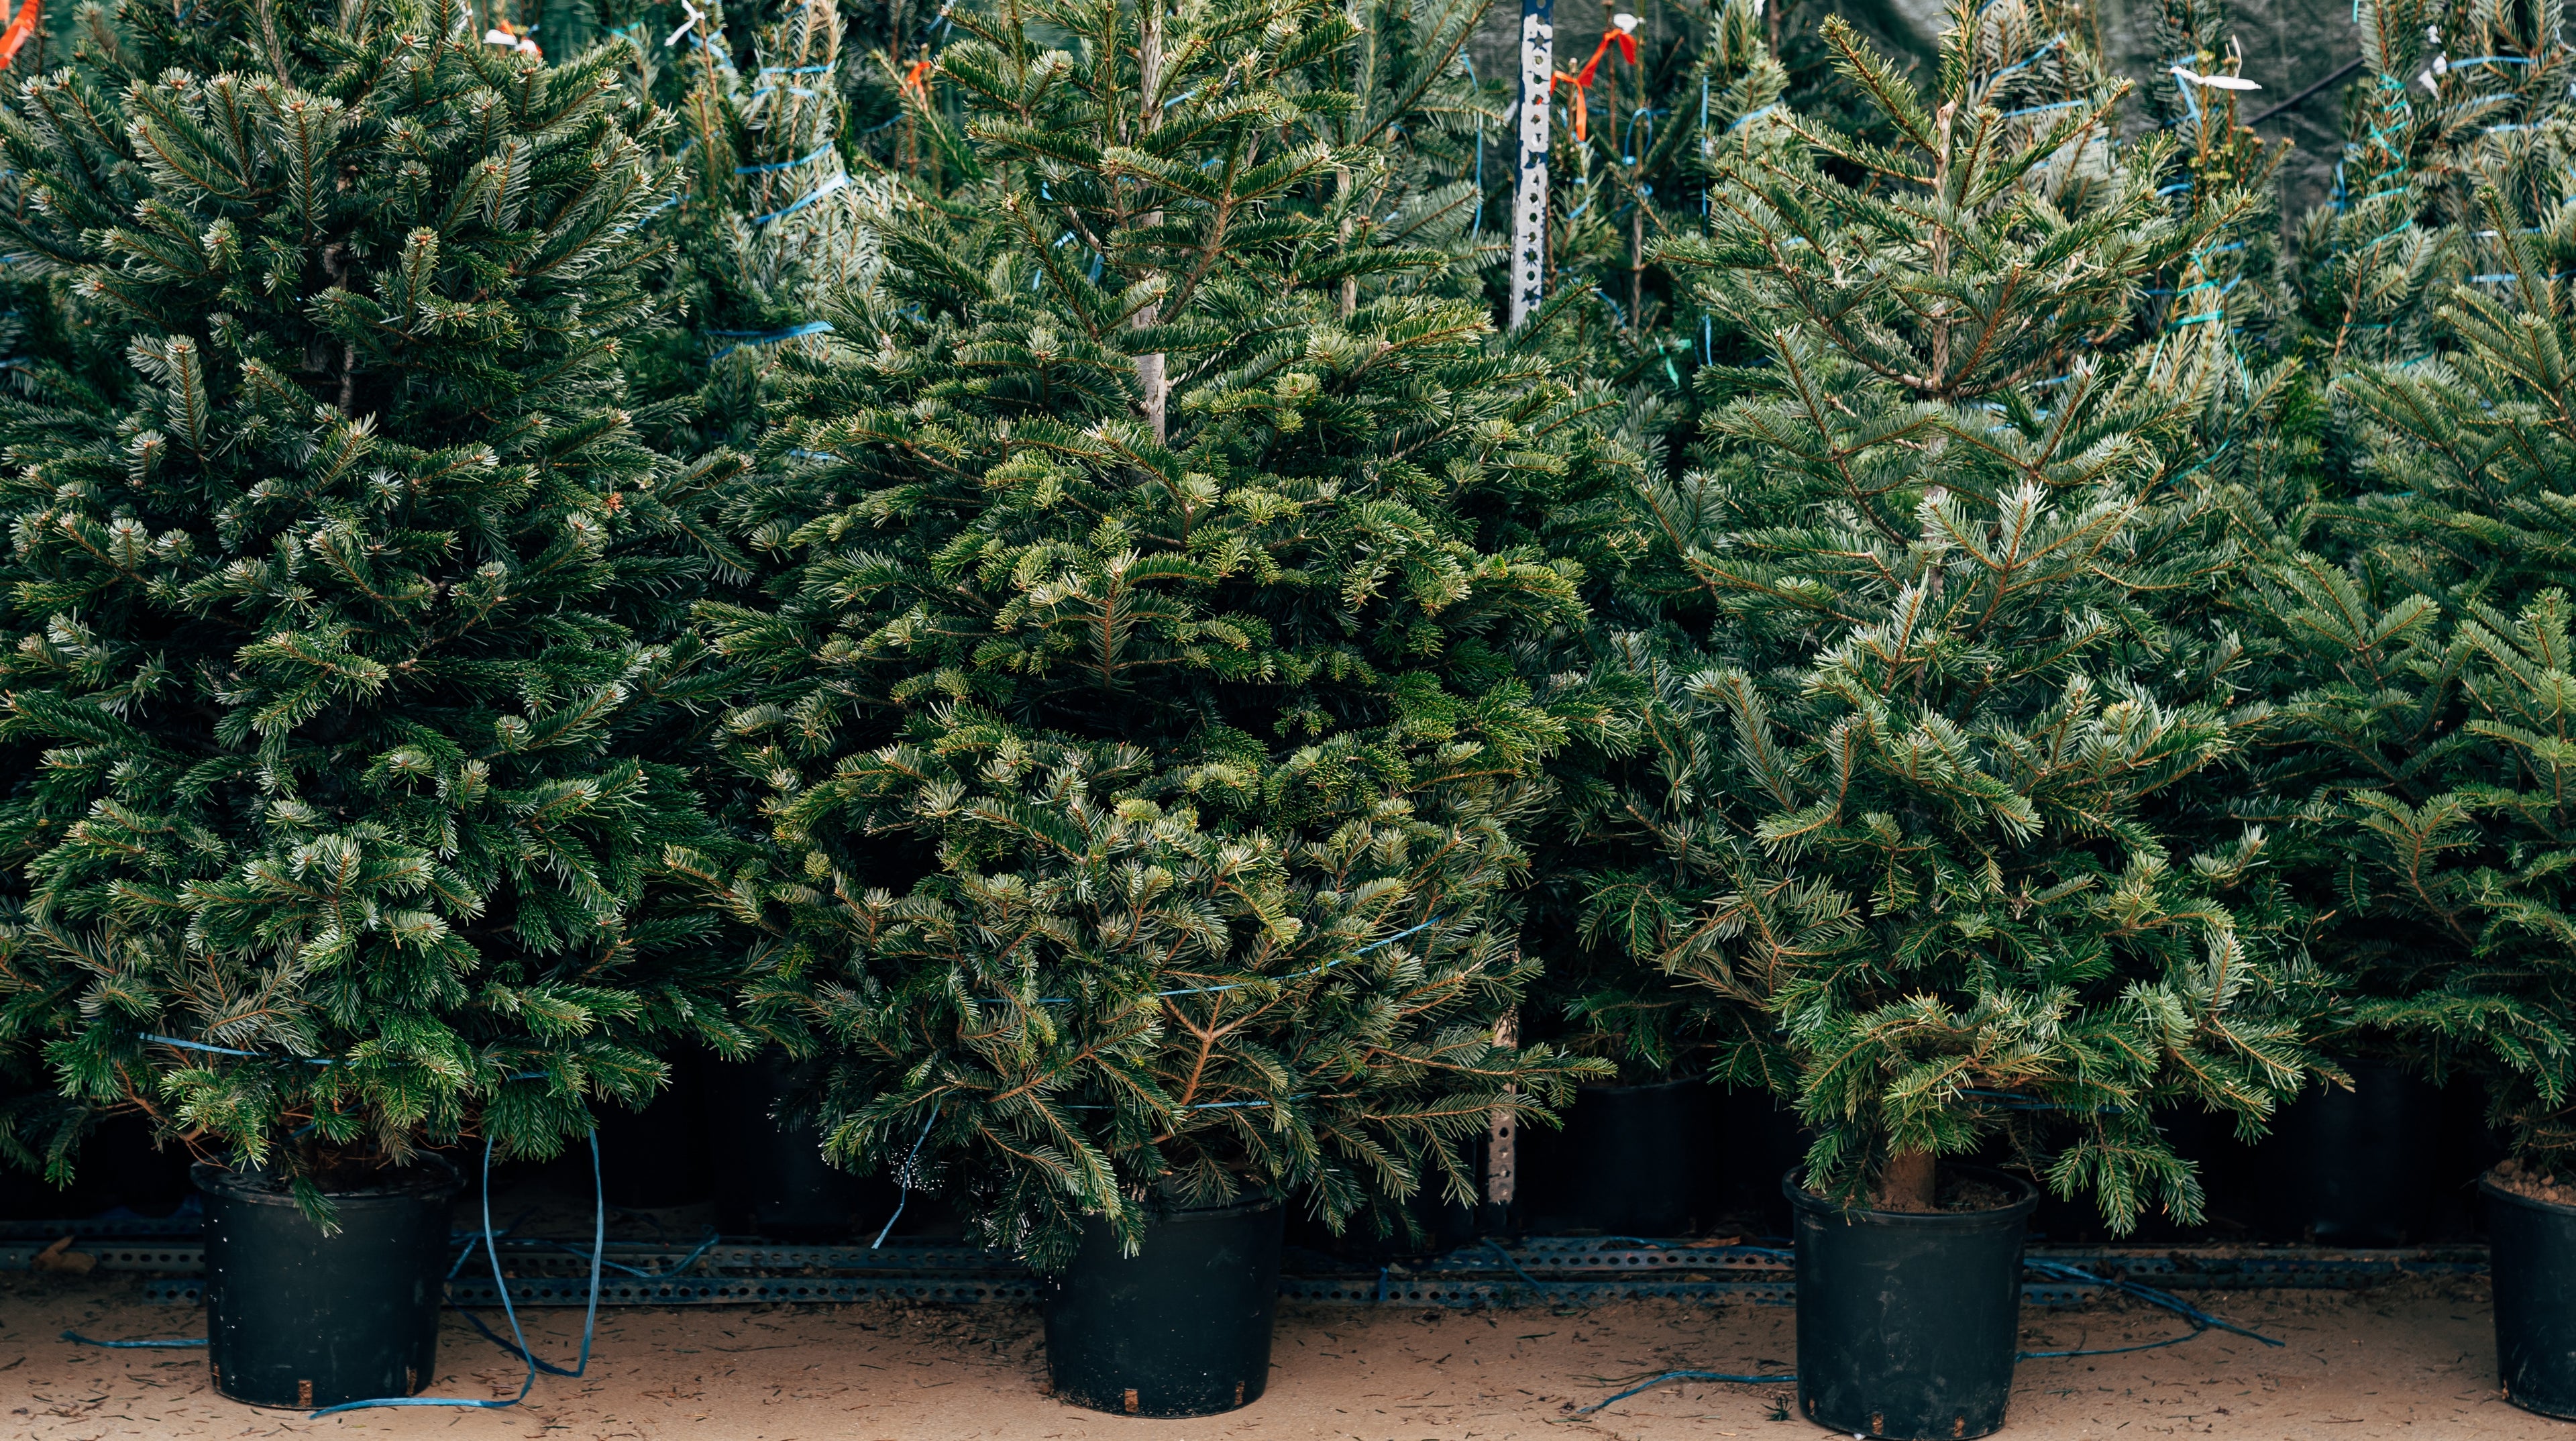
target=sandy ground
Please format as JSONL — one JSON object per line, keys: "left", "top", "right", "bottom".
{"left": 0, "top": 1272, "right": 2544, "bottom": 1440}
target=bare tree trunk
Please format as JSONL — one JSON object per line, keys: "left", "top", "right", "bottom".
{"left": 1508, "top": 0, "right": 1552, "bottom": 330}
{"left": 1133, "top": 0, "right": 1167, "bottom": 439}
{"left": 1628, "top": 205, "right": 1643, "bottom": 336}
{"left": 1338, "top": 167, "right": 1357, "bottom": 318}
{"left": 1874, "top": 1149, "right": 1938, "bottom": 1212}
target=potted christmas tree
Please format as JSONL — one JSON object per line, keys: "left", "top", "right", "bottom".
{"left": 698, "top": 0, "right": 1613, "bottom": 1416}
{"left": 1623, "top": 3, "right": 2317, "bottom": 1435}
{"left": 2251, "top": 176, "right": 2576, "bottom": 1412}
{"left": 0, "top": 0, "right": 744, "bottom": 1409}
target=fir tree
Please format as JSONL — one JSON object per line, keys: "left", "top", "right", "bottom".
{"left": 698, "top": 0, "right": 1616, "bottom": 1262}
{"left": 2282, "top": 0, "right": 2576, "bottom": 364}
{"left": 2237, "top": 198, "right": 2576, "bottom": 1167}
{"left": 0, "top": 0, "right": 746, "bottom": 1196}
{"left": 1580, "top": 0, "right": 2316, "bottom": 1224}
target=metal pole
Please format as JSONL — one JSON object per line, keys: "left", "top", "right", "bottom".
{"left": 1509, "top": 0, "right": 1552, "bottom": 329}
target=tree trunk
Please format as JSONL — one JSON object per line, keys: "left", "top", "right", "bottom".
{"left": 1874, "top": 1149, "right": 1937, "bottom": 1212}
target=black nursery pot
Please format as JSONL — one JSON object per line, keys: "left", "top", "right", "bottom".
{"left": 594, "top": 1049, "right": 713, "bottom": 1209}
{"left": 1043, "top": 1194, "right": 1284, "bottom": 1417}
{"left": 2251, "top": 1059, "right": 2444, "bottom": 1246}
{"left": 197, "top": 1159, "right": 462, "bottom": 1409}
{"left": 1520, "top": 1079, "right": 1719, "bottom": 1235}
{"left": 1787, "top": 1165, "right": 2039, "bottom": 1441}
{"left": 707, "top": 1052, "right": 883, "bottom": 1240}
{"left": 2483, "top": 1175, "right": 2576, "bottom": 1419}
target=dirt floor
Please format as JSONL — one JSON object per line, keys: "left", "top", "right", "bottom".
{"left": 0, "top": 1271, "right": 2544, "bottom": 1440}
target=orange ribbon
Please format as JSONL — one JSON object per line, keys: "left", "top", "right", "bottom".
{"left": 1551, "top": 71, "right": 1589, "bottom": 141}
{"left": 1573, "top": 27, "right": 1638, "bottom": 89}
{"left": 902, "top": 58, "right": 933, "bottom": 95}
{"left": 0, "top": 0, "right": 40, "bottom": 71}
{"left": 1549, "top": 25, "right": 1639, "bottom": 142}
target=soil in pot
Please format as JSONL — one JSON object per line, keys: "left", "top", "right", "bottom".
{"left": 2242, "top": 1059, "right": 2444, "bottom": 1246}
{"left": 2484, "top": 1165, "right": 2576, "bottom": 1419}
{"left": 1518, "top": 1079, "right": 1721, "bottom": 1235}
{"left": 1788, "top": 1163, "right": 2039, "bottom": 1441}
{"left": 706, "top": 1052, "right": 890, "bottom": 1240}
{"left": 197, "top": 1157, "right": 462, "bottom": 1409}
{"left": 1044, "top": 1193, "right": 1284, "bottom": 1417}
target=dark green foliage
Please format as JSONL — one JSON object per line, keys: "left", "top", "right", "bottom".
{"left": 2241, "top": 228, "right": 2576, "bottom": 1166}
{"left": 0, "top": 0, "right": 747, "bottom": 1193}
{"left": 698, "top": 0, "right": 1617, "bottom": 1263}
{"left": 1574, "top": 0, "right": 2319, "bottom": 1225}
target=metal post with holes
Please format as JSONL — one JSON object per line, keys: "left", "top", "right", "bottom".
{"left": 1509, "top": 0, "right": 1552, "bottom": 329}
{"left": 1485, "top": 1010, "right": 1518, "bottom": 1226}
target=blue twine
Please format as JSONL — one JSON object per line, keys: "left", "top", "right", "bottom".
{"left": 1483, "top": 1238, "right": 1545, "bottom": 1291}
{"left": 710, "top": 320, "right": 836, "bottom": 359}
{"left": 736, "top": 144, "right": 834, "bottom": 174}
{"left": 63, "top": 1330, "right": 205, "bottom": 1348}
{"left": 976, "top": 917, "right": 1445, "bottom": 1006}
{"left": 531, "top": 1229, "right": 722, "bottom": 1280}
{"left": 141, "top": 1032, "right": 336, "bottom": 1065}
{"left": 1463, "top": 54, "right": 1483, "bottom": 238}
{"left": 871, "top": 1102, "right": 943, "bottom": 1249}
{"left": 751, "top": 172, "right": 849, "bottom": 225}
{"left": 758, "top": 62, "right": 831, "bottom": 74}
{"left": 2022, "top": 1260, "right": 2284, "bottom": 1346}
{"left": 308, "top": 1130, "right": 604, "bottom": 1417}
{"left": 1574, "top": 1369, "right": 1799, "bottom": 1414}
{"left": 2000, "top": 99, "right": 2086, "bottom": 119}
{"left": 1572, "top": 1263, "right": 2278, "bottom": 1416}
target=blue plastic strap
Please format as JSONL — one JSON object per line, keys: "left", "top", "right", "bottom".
{"left": 871, "top": 1102, "right": 943, "bottom": 1248}
{"left": 307, "top": 1128, "right": 604, "bottom": 1417}
{"left": 62, "top": 1330, "right": 205, "bottom": 1348}
{"left": 141, "top": 1032, "right": 337, "bottom": 1065}
{"left": 1574, "top": 1369, "right": 1801, "bottom": 1416}
{"left": 710, "top": 320, "right": 836, "bottom": 359}
{"left": 736, "top": 144, "right": 834, "bottom": 174}
{"left": 751, "top": 172, "right": 849, "bottom": 225}
{"left": 978, "top": 916, "right": 1445, "bottom": 1004}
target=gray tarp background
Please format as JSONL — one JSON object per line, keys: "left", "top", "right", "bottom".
{"left": 1468, "top": 0, "right": 2364, "bottom": 218}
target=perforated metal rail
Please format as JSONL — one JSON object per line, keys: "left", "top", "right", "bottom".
{"left": 0, "top": 1221, "right": 2485, "bottom": 1308}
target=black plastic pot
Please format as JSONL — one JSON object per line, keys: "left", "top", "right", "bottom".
{"left": 594, "top": 1050, "right": 713, "bottom": 1209}
{"left": 197, "top": 1159, "right": 462, "bottom": 1409}
{"left": 2251, "top": 1060, "right": 2443, "bottom": 1246}
{"left": 707, "top": 1052, "right": 880, "bottom": 1240}
{"left": 2484, "top": 1174, "right": 2576, "bottom": 1419}
{"left": 1043, "top": 1194, "right": 1284, "bottom": 1417}
{"left": 1519, "top": 1079, "right": 1719, "bottom": 1235}
{"left": 1787, "top": 1165, "right": 2040, "bottom": 1441}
